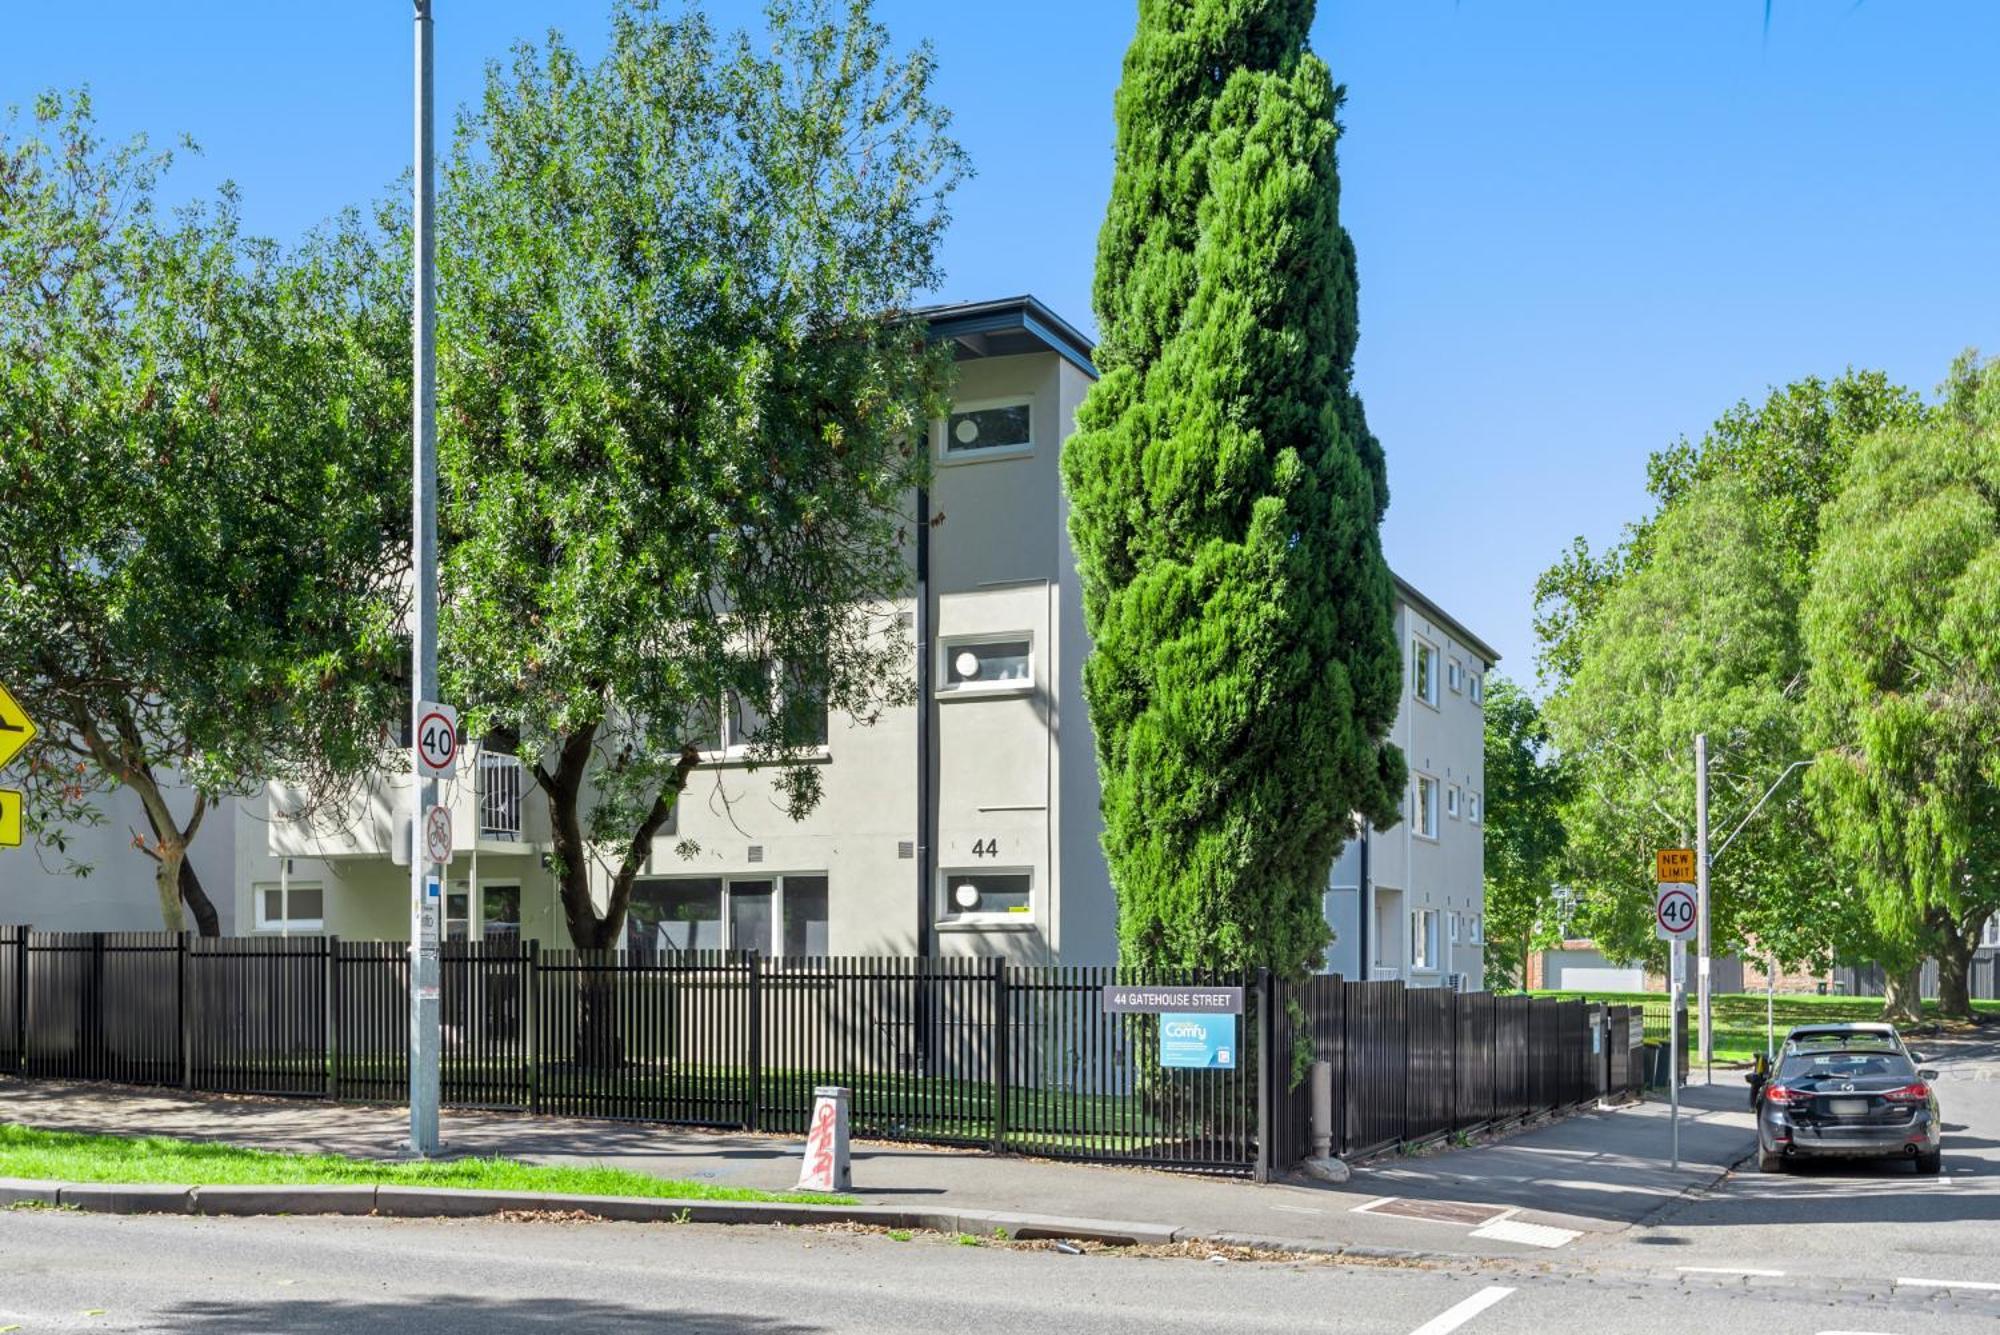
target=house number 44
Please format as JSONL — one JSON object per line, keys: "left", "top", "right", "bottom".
{"left": 971, "top": 838, "right": 999, "bottom": 858}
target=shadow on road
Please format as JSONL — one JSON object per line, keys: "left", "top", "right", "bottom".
{"left": 156, "top": 1295, "right": 815, "bottom": 1334}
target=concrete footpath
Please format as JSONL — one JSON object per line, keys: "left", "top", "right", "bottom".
{"left": 0, "top": 1074, "right": 1759, "bottom": 1260}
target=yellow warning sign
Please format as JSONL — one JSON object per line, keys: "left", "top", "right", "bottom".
{"left": 0, "top": 788, "right": 21, "bottom": 848}
{"left": 1655, "top": 848, "right": 1695, "bottom": 882}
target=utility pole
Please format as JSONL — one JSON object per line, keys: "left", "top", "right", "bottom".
{"left": 1695, "top": 733, "right": 1711, "bottom": 1083}
{"left": 407, "top": 0, "right": 442, "bottom": 1158}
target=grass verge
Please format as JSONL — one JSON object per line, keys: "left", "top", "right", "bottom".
{"left": 0, "top": 1123, "right": 851, "bottom": 1205}
{"left": 1528, "top": 990, "right": 1998, "bottom": 1064}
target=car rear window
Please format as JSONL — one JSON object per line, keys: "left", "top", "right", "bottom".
{"left": 1776, "top": 1050, "right": 1917, "bottom": 1083}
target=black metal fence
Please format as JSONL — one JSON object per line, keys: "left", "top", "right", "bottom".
{"left": 0, "top": 927, "right": 1632, "bottom": 1178}
{"left": 1267, "top": 975, "right": 1641, "bottom": 1164}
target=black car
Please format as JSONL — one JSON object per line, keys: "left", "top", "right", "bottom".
{"left": 1753, "top": 1025, "right": 1942, "bottom": 1174}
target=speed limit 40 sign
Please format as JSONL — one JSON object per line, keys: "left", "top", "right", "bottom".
{"left": 1655, "top": 882, "right": 1697, "bottom": 941}
{"left": 416, "top": 700, "right": 459, "bottom": 779}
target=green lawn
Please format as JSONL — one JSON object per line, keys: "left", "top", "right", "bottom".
{"left": 0, "top": 1123, "right": 851, "bottom": 1204}
{"left": 1529, "top": 990, "right": 2000, "bottom": 1064}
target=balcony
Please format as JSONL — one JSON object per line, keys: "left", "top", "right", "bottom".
{"left": 267, "top": 743, "right": 545, "bottom": 861}
{"left": 479, "top": 752, "right": 524, "bottom": 840}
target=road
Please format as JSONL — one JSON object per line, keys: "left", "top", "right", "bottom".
{"left": 0, "top": 1037, "right": 1994, "bottom": 1333}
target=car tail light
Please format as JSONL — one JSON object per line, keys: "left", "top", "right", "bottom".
{"left": 1884, "top": 1082, "right": 1931, "bottom": 1104}
{"left": 1764, "top": 1085, "right": 1809, "bottom": 1106}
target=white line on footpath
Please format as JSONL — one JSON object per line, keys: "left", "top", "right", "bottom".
{"left": 1469, "top": 1219, "right": 1580, "bottom": 1249}
{"left": 1350, "top": 1196, "right": 1398, "bottom": 1214}
{"left": 1676, "top": 1266, "right": 1786, "bottom": 1277}
{"left": 1896, "top": 1276, "right": 2000, "bottom": 1292}
{"left": 1409, "top": 1286, "right": 1516, "bottom": 1335}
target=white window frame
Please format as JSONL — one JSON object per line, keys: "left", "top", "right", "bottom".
{"left": 1447, "top": 658, "right": 1464, "bottom": 693}
{"left": 1412, "top": 637, "right": 1439, "bottom": 708}
{"left": 938, "top": 631, "right": 1035, "bottom": 698}
{"left": 1446, "top": 784, "right": 1461, "bottom": 820}
{"left": 1469, "top": 673, "right": 1484, "bottom": 706}
{"left": 936, "top": 866, "right": 1036, "bottom": 931}
{"left": 1411, "top": 908, "right": 1439, "bottom": 971}
{"left": 1414, "top": 775, "right": 1439, "bottom": 840}
{"left": 254, "top": 882, "right": 325, "bottom": 933}
{"left": 693, "top": 662, "right": 833, "bottom": 764}
{"left": 1470, "top": 915, "right": 1485, "bottom": 945}
{"left": 936, "top": 394, "right": 1036, "bottom": 465}
{"left": 1983, "top": 914, "right": 2000, "bottom": 950}
{"left": 1468, "top": 791, "right": 1482, "bottom": 825}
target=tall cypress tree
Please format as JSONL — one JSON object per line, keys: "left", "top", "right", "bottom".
{"left": 1064, "top": 0, "right": 1404, "bottom": 981}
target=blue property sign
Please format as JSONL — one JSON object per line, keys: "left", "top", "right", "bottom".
{"left": 1160, "top": 1012, "right": 1237, "bottom": 1069}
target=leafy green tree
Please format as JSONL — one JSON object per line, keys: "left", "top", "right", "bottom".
{"left": 1480, "top": 677, "right": 1570, "bottom": 991}
{"left": 1063, "top": 0, "right": 1403, "bottom": 982}
{"left": 1533, "top": 374, "right": 1921, "bottom": 975}
{"left": 436, "top": 0, "right": 964, "bottom": 965}
{"left": 0, "top": 91, "right": 408, "bottom": 932}
{"left": 1804, "top": 355, "right": 2000, "bottom": 1022}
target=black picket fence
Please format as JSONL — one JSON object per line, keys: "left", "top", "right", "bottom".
{"left": 0, "top": 926, "right": 1636, "bottom": 1178}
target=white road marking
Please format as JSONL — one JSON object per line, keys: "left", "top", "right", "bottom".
{"left": 1468, "top": 1219, "right": 1581, "bottom": 1248}
{"left": 1677, "top": 1265, "right": 1785, "bottom": 1277}
{"left": 1896, "top": 1276, "right": 2000, "bottom": 1292}
{"left": 1814, "top": 1330, "right": 1900, "bottom": 1334}
{"left": 1409, "top": 1286, "right": 1516, "bottom": 1335}
{"left": 1350, "top": 1196, "right": 1398, "bottom": 1214}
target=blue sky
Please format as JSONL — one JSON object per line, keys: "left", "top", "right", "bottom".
{"left": 7, "top": 2, "right": 1995, "bottom": 678}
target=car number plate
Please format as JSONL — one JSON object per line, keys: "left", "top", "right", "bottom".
{"left": 1829, "top": 1098, "right": 1869, "bottom": 1117}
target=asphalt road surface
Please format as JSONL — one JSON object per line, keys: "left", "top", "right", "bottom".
{"left": 3, "top": 1206, "right": 1999, "bottom": 1334}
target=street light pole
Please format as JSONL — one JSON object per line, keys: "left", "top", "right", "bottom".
{"left": 407, "top": 0, "right": 442, "bottom": 1158}
{"left": 1695, "top": 733, "right": 1711, "bottom": 1081}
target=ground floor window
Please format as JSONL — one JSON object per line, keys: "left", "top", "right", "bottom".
{"left": 937, "top": 869, "right": 1033, "bottom": 926}
{"left": 447, "top": 883, "right": 523, "bottom": 941}
{"left": 255, "top": 883, "right": 324, "bottom": 933}
{"left": 627, "top": 874, "right": 829, "bottom": 959}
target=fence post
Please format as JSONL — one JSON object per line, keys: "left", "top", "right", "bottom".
{"left": 1254, "top": 967, "right": 1274, "bottom": 1183}
{"left": 990, "top": 957, "right": 1008, "bottom": 1154}
{"left": 526, "top": 938, "right": 541, "bottom": 1115}
{"left": 745, "top": 950, "right": 762, "bottom": 1134}
{"left": 86, "top": 931, "right": 107, "bottom": 1080}
{"left": 13, "top": 928, "right": 29, "bottom": 1076}
{"left": 178, "top": 932, "right": 193, "bottom": 1091}
{"left": 325, "top": 936, "right": 340, "bottom": 1100}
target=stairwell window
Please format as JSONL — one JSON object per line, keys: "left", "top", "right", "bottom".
{"left": 1415, "top": 775, "right": 1439, "bottom": 839}
{"left": 1446, "top": 785, "right": 1461, "bottom": 820}
{"left": 939, "top": 397, "right": 1034, "bottom": 463}
{"left": 1469, "top": 673, "right": 1484, "bottom": 706}
{"left": 940, "top": 636, "right": 1033, "bottom": 695}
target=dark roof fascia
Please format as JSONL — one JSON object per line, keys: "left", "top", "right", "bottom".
{"left": 918, "top": 295, "right": 1099, "bottom": 379}
{"left": 1393, "top": 573, "right": 1502, "bottom": 667}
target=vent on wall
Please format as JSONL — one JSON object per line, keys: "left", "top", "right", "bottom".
{"left": 747, "top": 845, "right": 764, "bottom": 864}
{"left": 898, "top": 841, "right": 915, "bottom": 860}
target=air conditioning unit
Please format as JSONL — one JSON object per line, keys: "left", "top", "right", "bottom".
{"left": 1445, "top": 972, "right": 1469, "bottom": 993}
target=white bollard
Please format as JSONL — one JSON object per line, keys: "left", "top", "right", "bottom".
{"left": 797, "top": 1085, "right": 852, "bottom": 1192}
{"left": 1310, "top": 1059, "right": 1334, "bottom": 1159}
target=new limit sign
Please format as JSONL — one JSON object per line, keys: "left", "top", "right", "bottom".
{"left": 1656, "top": 855, "right": 1698, "bottom": 1169}
{"left": 1102, "top": 985, "right": 1242, "bottom": 1069}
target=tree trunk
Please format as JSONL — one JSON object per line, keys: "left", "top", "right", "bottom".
{"left": 153, "top": 847, "right": 187, "bottom": 934}
{"left": 536, "top": 727, "right": 704, "bottom": 1071}
{"left": 179, "top": 859, "right": 222, "bottom": 938}
{"left": 1935, "top": 913, "right": 1982, "bottom": 1021}
{"left": 1881, "top": 961, "right": 1925, "bottom": 1026}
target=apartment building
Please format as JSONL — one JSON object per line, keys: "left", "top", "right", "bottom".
{"left": 210, "top": 295, "right": 1491, "bottom": 975}
{"left": 1322, "top": 581, "right": 1497, "bottom": 990}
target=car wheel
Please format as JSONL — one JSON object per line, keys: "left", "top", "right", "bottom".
{"left": 1757, "top": 1148, "right": 1788, "bottom": 1173}
{"left": 1915, "top": 1148, "right": 1942, "bottom": 1175}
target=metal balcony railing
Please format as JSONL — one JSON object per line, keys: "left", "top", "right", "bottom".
{"left": 479, "top": 752, "right": 523, "bottom": 840}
